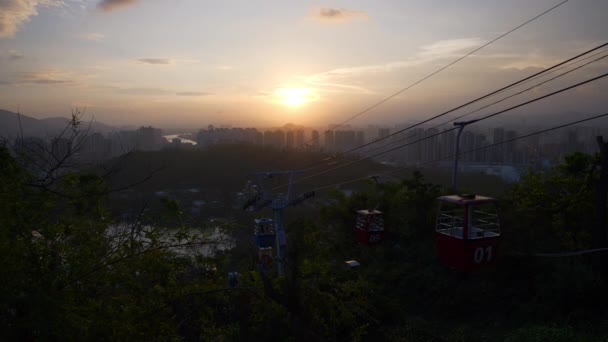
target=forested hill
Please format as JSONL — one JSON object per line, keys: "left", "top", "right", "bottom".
{"left": 3, "top": 140, "right": 607, "bottom": 340}
{"left": 101, "top": 144, "right": 509, "bottom": 196}
{"left": 0, "top": 109, "right": 115, "bottom": 138}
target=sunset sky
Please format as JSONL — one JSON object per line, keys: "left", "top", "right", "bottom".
{"left": 0, "top": 0, "right": 607, "bottom": 127}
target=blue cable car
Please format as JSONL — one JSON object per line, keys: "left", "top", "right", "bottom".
{"left": 254, "top": 218, "right": 275, "bottom": 248}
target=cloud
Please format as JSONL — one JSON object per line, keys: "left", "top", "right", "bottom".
{"left": 81, "top": 32, "right": 105, "bottom": 41}
{"left": 7, "top": 69, "right": 76, "bottom": 85}
{"left": 310, "top": 7, "right": 368, "bottom": 22}
{"left": 29, "top": 79, "right": 71, "bottom": 84}
{"left": 0, "top": 68, "right": 99, "bottom": 86}
{"left": 0, "top": 0, "right": 62, "bottom": 38}
{"left": 302, "top": 37, "right": 487, "bottom": 93}
{"left": 418, "top": 38, "right": 483, "bottom": 57}
{"left": 176, "top": 92, "right": 212, "bottom": 97}
{"left": 136, "top": 58, "right": 173, "bottom": 65}
{"left": 0, "top": 49, "right": 24, "bottom": 61}
{"left": 8, "top": 49, "right": 24, "bottom": 60}
{"left": 498, "top": 52, "right": 559, "bottom": 70}
{"left": 97, "top": 0, "right": 136, "bottom": 12}
{"left": 116, "top": 87, "right": 170, "bottom": 95}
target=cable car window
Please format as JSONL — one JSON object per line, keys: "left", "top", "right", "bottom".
{"left": 436, "top": 202, "right": 466, "bottom": 239}
{"left": 470, "top": 203, "right": 500, "bottom": 238}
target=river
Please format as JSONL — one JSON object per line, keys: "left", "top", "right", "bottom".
{"left": 163, "top": 134, "right": 198, "bottom": 145}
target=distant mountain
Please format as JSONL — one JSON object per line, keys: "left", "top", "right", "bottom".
{"left": 0, "top": 109, "right": 116, "bottom": 139}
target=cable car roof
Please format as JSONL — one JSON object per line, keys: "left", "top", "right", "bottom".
{"left": 356, "top": 209, "right": 382, "bottom": 215}
{"left": 437, "top": 194, "right": 498, "bottom": 205}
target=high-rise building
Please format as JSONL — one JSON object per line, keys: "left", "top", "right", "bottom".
{"left": 324, "top": 130, "right": 335, "bottom": 151}
{"left": 474, "top": 133, "right": 487, "bottom": 162}
{"left": 311, "top": 130, "right": 320, "bottom": 148}
{"left": 254, "top": 131, "right": 264, "bottom": 145}
{"left": 411, "top": 128, "right": 424, "bottom": 162}
{"left": 564, "top": 129, "right": 579, "bottom": 154}
{"left": 441, "top": 129, "right": 455, "bottom": 159}
{"left": 51, "top": 137, "right": 70, "bottom": 160}
{"left": 136, "top": 126, "right": 163, "bottom": 151}
{"left": 378, "top": 128, "right": 390, "bottom": 139}
{"left": 424, "top": 128, "right": 440, "bottom": 161}
{"left": 462, "top": 131, "right": 475, "bottom": 162}
{"left": 335, "top": 130, "right": 356, "bottom": 151}
{"left": 295, "top": 130, "right": 304, "bottom": 149}
{"left": 285, "top": 130, "right": 295, "bottom": 149}
{"left": 491, "top": 128, "right": 505, "bottom": 163}
{"left": 504, "top": 130, "right": 517, "bottom": 164}
{"left": 356, "top": 131, "right": 365, "bottom": 147}
{"left": 264, "top": 130, "right": 285, "bottom": 149}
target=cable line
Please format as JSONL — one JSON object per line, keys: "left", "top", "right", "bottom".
{"left": 361, "top": 51, "right": 608, "bottom": 158}
{"left": 304, "top": 40, "right": 608, "bottom": 171}
{"left": 278, "top": 71, "right": 608, "bottom": 189}
{"left": 429, "top": 52, "right": 608, "bottom": 129}
{"left": 298, "top": 47, "right": 608, "bottom": 188}
{"left": 510, "top": 248, "right": 608, "bottom": 257}
{"left": 262, "top": 0, "right": 573, "bottom": 180}
{"left": 311, "top": 111, "right": 608, "bottom": 192}
{"left": 466, "top": 71, "right": 608, "bottom": 125}
{"left": 322, "top": 0, "right": 570, "bottom": 135}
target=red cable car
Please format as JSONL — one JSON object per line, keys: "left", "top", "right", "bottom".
{"left": 435, "top": 194, "right": 501, "bottom": 271}
{"left": 355, "top": 209, "right": 385, "bottom": 245}
{"left": 258, "top": 246, "right": 274, "bottom": 270}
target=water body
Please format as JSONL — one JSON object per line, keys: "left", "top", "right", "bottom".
{"left": 163, "top": 134, "right": 198, "bottom": 145}
{"left": 107, "top": 224, "right": 234, "bottom": 257}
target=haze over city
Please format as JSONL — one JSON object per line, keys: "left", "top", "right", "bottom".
{"left": 1, "top": 0, "right": 607, "bottom": 128}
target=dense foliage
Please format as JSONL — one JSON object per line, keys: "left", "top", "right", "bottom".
{"left": 2, "top": 143, "right": 608, "bottom": 341}
{"left": 0, "top": 146, "right": 232, "bottom": 340}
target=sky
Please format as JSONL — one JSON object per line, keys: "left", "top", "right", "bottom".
{"left": 0, "top": 0, "right": 607, "bottom": 128}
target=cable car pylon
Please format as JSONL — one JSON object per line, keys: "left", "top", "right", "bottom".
{"left": 244, "top": 170, "right": 315, "bottom": 276}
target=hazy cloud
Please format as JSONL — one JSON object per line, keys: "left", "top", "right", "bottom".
{"left": 1, "top": 49, "right": 24, "bottom": 61}
{"left": 0, "top": 68, "right": 99, "bottom": 86}
{"left": 419, "top": 38, "right": 482, "bottom": 57}
{"left": 136, "top": 58, "right": 173, "bottom": 65}
{"left": 499, "top": 52, "right": 558, "bottom": 70}
{"left": 302, "top": 37, "right": 488, "bottom": 93}
{"left": 97, "top": 0, "right": 136, "bottom": 12}
{"left": 116, "top": 87, "right": 170, "bottom": 95}
{"left": 0, "top": 0, "right": 62, "bottom": 38}
{"left": 81, "top": 32, "right": 105, "bottom": 41}
{"left": 8, "top": 49, "right": 24, "bottom": 60}
{"left": 11, "top": 70, "right": 75, "bottom": 85}
{"left": 176, "top": 92, "right": 212, "bottom": 97}
{"left": 311, "top": 7, "right": 368, "bottom": 22}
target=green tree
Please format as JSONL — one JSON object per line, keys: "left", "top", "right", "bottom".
{"left": 507, "top": 152, "right": 597, "bottom": 253}
{"left": 0, "top": 145, "right": 230, "bottom": 340}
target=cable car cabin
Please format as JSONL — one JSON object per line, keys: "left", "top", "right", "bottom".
{"left": 254, "top": 218, "right": 275, "bottom": 248}
{"left": 355, "top": 209, "right": 385, "bottom": 245}
{"left": 435, "top": 195, "right": 501, "bottom": 271}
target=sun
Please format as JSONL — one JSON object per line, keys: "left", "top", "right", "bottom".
{"left": 275, "top": 87, "right": 315, "bottom": 107}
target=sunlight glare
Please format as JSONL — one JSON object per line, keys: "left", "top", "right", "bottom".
{"left": 275, "top": 87, "right": 315, "bottom": 107}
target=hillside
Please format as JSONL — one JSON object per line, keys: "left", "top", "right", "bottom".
{"left": 0, "top": 109, "right": 116, "bottom": 139}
